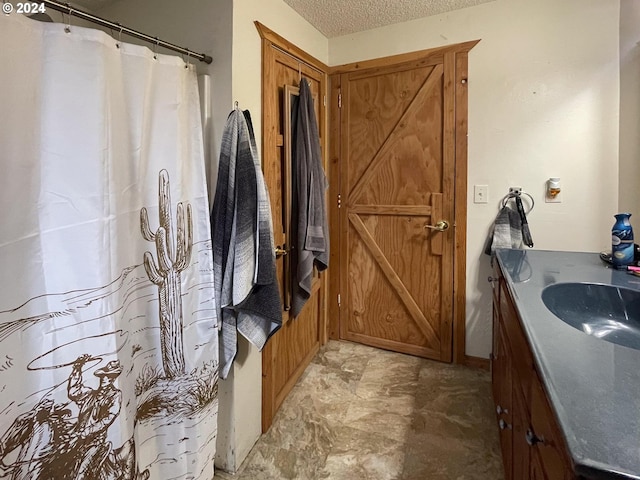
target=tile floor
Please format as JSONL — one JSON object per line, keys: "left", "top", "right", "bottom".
{"left": 215, "top": 340, "right": 504, "bottom": 480}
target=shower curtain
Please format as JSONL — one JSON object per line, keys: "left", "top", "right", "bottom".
{"left": 0, "top": 13, "right": 218, "bottom": 480}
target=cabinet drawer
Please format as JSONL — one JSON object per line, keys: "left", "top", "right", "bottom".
{"left": 499, "top": 282, "right": 535, "bottom": 404}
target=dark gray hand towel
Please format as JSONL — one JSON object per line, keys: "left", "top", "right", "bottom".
{"left": 484, "top": 205, "right": 523, "bottom": 256}
{"left": 291, "top": 79, "right": 329, "bottom": 317}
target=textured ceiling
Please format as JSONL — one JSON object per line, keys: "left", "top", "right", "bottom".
{"left": 72, "top": 0, "right": 494, "bottom": 38}
{"left": 283, "top": 0, "right": 496, "bottom": 37}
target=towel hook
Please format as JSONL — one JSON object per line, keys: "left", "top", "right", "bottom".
{"left": 234, "top": 101, "right": 239, "bottom": 109}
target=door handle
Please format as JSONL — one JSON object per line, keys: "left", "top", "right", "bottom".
{"left": 424, "top": 220, "right": 449, "bottom": 232}
{"left": 275, "top": 246, "right": 288, "bottom": 258}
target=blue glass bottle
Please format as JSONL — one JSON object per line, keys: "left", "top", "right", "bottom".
{"left": 612, "top": 213, "right": 634, "bottom": 267}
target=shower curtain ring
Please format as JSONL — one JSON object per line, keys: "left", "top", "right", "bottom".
{"left": 153, "top": 37, "right": 159, "bottom": 60}
{"left": 116, "top": 24, "right": 123, "bottom": 49}
{"left": 64, "top": 7, "right": 73, "bottom": 33}
{"left": 185, "top": 50, "right": 191, "bottom": 69}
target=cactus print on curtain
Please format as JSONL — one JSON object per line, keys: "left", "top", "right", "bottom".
{"left": 0, "top": 13, "right": 218, "bottom": 480}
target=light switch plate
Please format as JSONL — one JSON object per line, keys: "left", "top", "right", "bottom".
{"left": 474, "top": 185, "right": 488, "bottom": 204}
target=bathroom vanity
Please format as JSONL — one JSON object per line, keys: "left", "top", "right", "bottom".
{"left": 491, "top": 249, "right": 640, "bottom": 480}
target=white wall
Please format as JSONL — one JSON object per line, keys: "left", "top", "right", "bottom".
{"left": 329, "top": 0, "right": 620, "bottom": 358}
{"left": 619, "top": 0, "right": 640, "bottom": 218}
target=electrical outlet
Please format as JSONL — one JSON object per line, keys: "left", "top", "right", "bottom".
{"left": 509, "top": 186, "right": 522, "bottom": 196}
{"left": 474, "top": 185, "right": 488, "bottom": 204}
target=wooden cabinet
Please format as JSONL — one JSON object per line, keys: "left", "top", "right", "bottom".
{"left": 491, "top": 262, "right": 574, "bottom": 480}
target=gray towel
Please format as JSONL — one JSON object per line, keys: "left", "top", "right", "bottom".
{"left": 212, "top": 108, "right": 282, "bottom": 379}
{"left": 291, "top": 79, "right": 329, "bottom": 317}
{"left": 484, "top": 205, "right": 523, "bottom": 256}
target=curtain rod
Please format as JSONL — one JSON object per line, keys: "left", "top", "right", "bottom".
{"left": 40, "top": 0, "right": 213, "bottom": 64}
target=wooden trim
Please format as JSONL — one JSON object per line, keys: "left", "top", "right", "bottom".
{"left": 338, "top": 73, "right": 350, "bottom": 343}
{"left": 329, "top": 40, "right": 480, "bottom": 75}
{"left": 328, "top": 74, "right": 341, "bottom": 341}
{"left": 453, "top": 50, "right": 471, "bottom": 365}
{"left": 351, "top": 205, "right": 432, "bottom": 216}
{"left": 255, "top": 21, "right": 328, "bottom": 72}
{"left": 261, "top": 340, "right": 275, "bottom": 432}
{"left": 282, "top": 85, "right": 298, "bottom": 313}
{"left": 260, "top": 37, "right": 277, "bottom": 433}
{"left": 438, "top": 51, "right": 455, "bottom": 363}
{"left": 346, "top": 332, "right": 440, "bottom": 358}
{"left": 345, "top": 56, "right": 443, "bottom": 81}
{"left": 462, "top": 355, "right": 490, "bottom": 370}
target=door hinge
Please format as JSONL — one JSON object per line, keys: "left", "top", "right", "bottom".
{"left": 338, "top": 92, "right": 342, "bottom": 108}
{"left": 337, "top": 193, "right": 342, "bottom": 209}
{"left": 337, "top": 293, "right": 341, "bottom": 307}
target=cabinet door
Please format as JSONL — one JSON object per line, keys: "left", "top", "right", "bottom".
{"left": 493, "top": 325, "right": 513, "bottom": 480}
{"left": 512, "top": 374, "right": 531, "bottom": 479}
{"left": 530, "top": 375, "right": 571, "bottom": 480}
{"left": 491, "top": 300, "right": 501, "bottom": 403}
{"left": 530, "top": 450, "right": 547, "bottom": 480}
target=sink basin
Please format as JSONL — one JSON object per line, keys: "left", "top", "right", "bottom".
{"left": 541, "top": 282, "right": 640, "bottom": 350}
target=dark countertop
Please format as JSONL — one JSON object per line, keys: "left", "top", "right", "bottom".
{"left": 496, "top": 249, "right": 640, "bottom": 480}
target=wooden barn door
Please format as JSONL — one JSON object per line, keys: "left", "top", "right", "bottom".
{"left": 256, "top": 23, "right": 329, "bottom": 432}
{"left": 331, "top": 44, "right": 475, "bottom": 362}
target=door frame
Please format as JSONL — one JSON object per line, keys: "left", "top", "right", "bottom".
{"left": 328, "top": 40, "right": 479, "bottom": 366}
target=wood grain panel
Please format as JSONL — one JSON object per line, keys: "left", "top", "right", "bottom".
{"left": 351, "top": 204, "right": 431, "bottom": 216}
{"left": 329, "top": 40, "right": 479, "bottom": 75}
{"left": 348, "top": 213, "right": 438, "bottom": 345}
{"left": 337, "top": 42, "right": 476, "bottom": 363}
{"left": 359, "top": 213, "right": 441, "bottom": 327}
{"left": 257, "top": 24, "right": 328, "bottom": 432}
{"left": 272, "top": 291, "right": 320, "bottom": 398}
{"left": 345, "top": 66, "right": 434, "bottom": 193}
{"left": 453, "top": 50, "right": 470, "bottom": 364}
{"left": 348, "top": 64, "right": 443, "bottom": 204}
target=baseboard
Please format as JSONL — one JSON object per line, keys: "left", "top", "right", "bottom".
{"left": 462, "top": 355, "right": 490, "bottom": 370}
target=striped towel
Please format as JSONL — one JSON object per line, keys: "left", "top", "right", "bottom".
{"left": 211, "top": 108, "right": 282, "bottom": 379}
